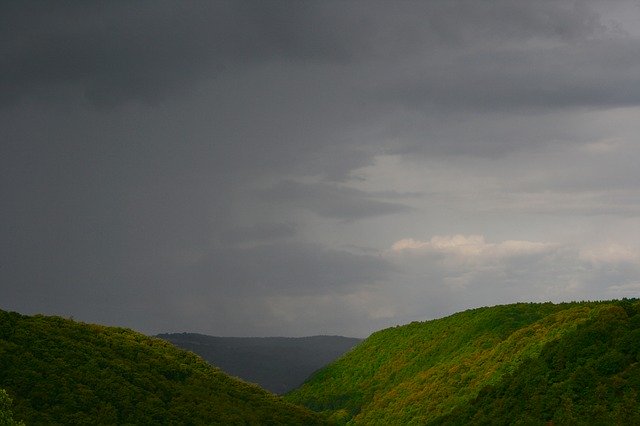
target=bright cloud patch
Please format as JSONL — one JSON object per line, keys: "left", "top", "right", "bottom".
{"left": 580, "top": 243, "right": 640, "bottom": 265}
{"left": 382, "top": 235, "right": 640, "bottom": 326}
{"left": 391, "top": 234, "right": 552, "bottom": 259}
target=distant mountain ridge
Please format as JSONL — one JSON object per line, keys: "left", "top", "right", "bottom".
{"left": 157, "top": 333, "right": 362, "bottom": 394}
{"left": 286, "top": 299, "right": 640, "bottom": 424}
{"left": 0, "top": 310, "right": 325, "bottom": 425}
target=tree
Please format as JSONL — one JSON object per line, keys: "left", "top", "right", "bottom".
{"left": 0, "top": 389, "right": 24, "bottom": 426}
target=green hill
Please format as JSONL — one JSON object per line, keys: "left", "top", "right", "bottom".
{"left": 0, "top": 310, "right": 325, "bottom": 425}
{"left": 286, "top": 299, "right": 640, "bottom": 425}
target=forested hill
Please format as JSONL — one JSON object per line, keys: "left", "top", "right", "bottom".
{"left": 286, "top": 299, "right": 640, "bottom": 425}
{"left": 157, "top": 333, "right": 361, "bottom": 394}
{"left": 0, "top": 310, "right": 325, "bottom": 425}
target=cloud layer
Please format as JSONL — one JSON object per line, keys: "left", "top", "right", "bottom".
{"left": 2, "top": 1, "right": 640, "bottom": 337}
{"left": 383, "top": 235, "right": 640, "bottom": 324}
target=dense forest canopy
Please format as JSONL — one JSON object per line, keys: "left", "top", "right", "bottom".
{"left": 0, "top": 388, "right": 24, "bottom": 425}
{"left": 0, "top": 310, "right": 325, "bottom": 425}
{"left": 2, "top": 300, "right": 639, "bottom": 425}
{"left": 286, "top": 299, "right": 640, "bottom": 425}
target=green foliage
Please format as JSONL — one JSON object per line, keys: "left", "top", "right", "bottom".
{"left": 1, "top": 388, "right": 25, "bottom": 425}
{"left": 433, "top": 300, "right": 640, "bottom": 425}
{"left": 286, "top": 300, "right": 640, "bottom": 425}
{"left": 0, "top": 310, "right": 326, "bottom": 425}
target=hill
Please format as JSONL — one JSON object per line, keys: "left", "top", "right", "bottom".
{"left": 286, "top": 299, "right": 640, "bottom": 424}
{"left": 157, "top": 333, "right": 362, "bottom": 394}
{"left": 0, "top": 310, "right": 325, "bottom": 425}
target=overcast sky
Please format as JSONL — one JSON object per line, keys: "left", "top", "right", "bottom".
{"left": 2, "top": 0, "right": 640, "bottom": 337}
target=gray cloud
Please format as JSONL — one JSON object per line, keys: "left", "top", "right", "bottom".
{"left": 219, "top": 223, "right": 296, "bottom": 246}
{"left": 1, "top": 237, "right": 393, "bottom": 336}
{"left": 382, "top": 236, "right": 640, "bottom": 326}
{"left": 2, "top": 1, "right": 640, "bottom": 338}
{"left": 260, "top": 180, "right": 413, "bottom": 220}
{"left": 0, "top": 0, "right": 361, "bottom": 108}
{"left": 1, "top": 1, "right": 619, "bottom": 110}
{"left": 380, "top": 39, "right": 640, "bottom": 113}
{"left": 192, "top": 243, "right": 392, "bottom": 296}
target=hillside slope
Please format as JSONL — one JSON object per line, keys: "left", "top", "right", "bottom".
{"left": 0, "top": 310, "right": 325, "bottom": 425}
{"left": 158, "top": 333, "right": 361, "bottom": 394}
{"left": 286, "top": 300, "right": 640, "bottom": 425}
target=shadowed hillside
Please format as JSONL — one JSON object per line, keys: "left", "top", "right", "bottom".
{"left": 157, "top": 333, "right": 361, "bottom": 394}
{"left": 286, "top": 299, "right": 640, "bottom": 425}
{"left": 0, "top": 310, "right": 326, "bottom": 425}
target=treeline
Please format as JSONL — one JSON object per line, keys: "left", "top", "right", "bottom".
{"left": 286, "top": 299, "right": 640, "bottom": 425}
{"left": 4, "top": 300, "right": 639, "bottom": 425}
{"left": 433, "top": 300, "right": 640, "bottom": 425}
{"left": 0, "top": 310, "right": 325, "bottom": 425}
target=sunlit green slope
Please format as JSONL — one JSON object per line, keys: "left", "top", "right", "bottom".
{"left": 286, "top": 300, "right": 640, "bottom": 425}
{"left": 0, "top": 310, "right": 325, "bottom": 425}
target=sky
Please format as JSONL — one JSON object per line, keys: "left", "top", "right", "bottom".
{"left": 2, "top": 0, "right": 640, "bottom": 338}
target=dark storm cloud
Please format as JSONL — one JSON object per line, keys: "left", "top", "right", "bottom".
{"left": 219, "top": 223, "right": 296, "bottom": 246}
{"left": 380, "top": 39, "right": 640, "bottom": 113}
{"left": 2, "top": 0, "right": 619, "bottom": 110}
{"left": 1, "top": 236, "right": 393, "bottom": 335}
{"left": 364, "top": 1, "right": 639, "bottom": 114}
{"left": 2, "top": 0, "right": 640, "bottom": 337}
{"left": 260, "top": 180, "right": 413, "bottom": 220}
{"left": 192, "top": 242, "right": 392, "bottom": 296}
{"left": 0, "top": 0, "right": 358, "bottom": 107}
